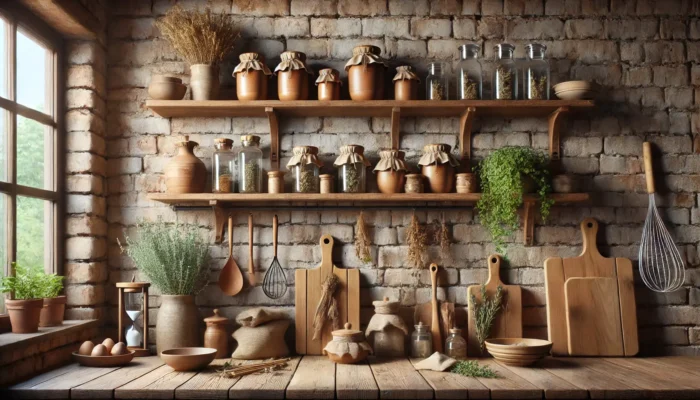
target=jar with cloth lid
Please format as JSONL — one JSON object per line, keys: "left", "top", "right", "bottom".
{"left": 393, "top": 66, "right": 419, "bottom": 101}
{"left": 373, "top": 149, "right": 408, "bottom": 194}
{"left": 316, "top": 68, "right": 341, "bottom": 101}
{"left": 233, "top": 52, "right": 271, "bottom": 100}
{"left": 323, "top": 323, "right": 373, "bottom": 364}
{"left": 286, "top": 146, "right": 323, "bottom": 193}
{"left": 418, "top": 144, "right": 459, "bottom": 193}
{"left": 334, "top": 145, "right": 371, "bottom": 193}
{"left": 275, "top": 51, "right": 312, "bottom": 101}
{"left": 366, "top": 297, "right": 409, "bottom": 357}
{"left": 345, "top": 45, "right": 388, "bottom": 101}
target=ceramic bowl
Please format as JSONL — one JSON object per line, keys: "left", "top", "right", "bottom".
{"left": 553, "top": 80, "right": 598, "bottom": 100}
{"left": 485, "top": 338, "right": 552, "bottom": 367}
{"left": 160, "top": 348, "right": 217, "bottom": 371}
{"left": 148, "top": 75, "right": 187, "bottom": 100}
{"left": 72, "top": 351, "right": 135, "bottom": 367}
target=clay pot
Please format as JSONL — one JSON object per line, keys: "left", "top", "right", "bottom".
{"left": 148, "top": 75, "right": 187, "bottom": 100}
{"left": 456, "top": 173, "right": 477, "bottom": 194}
{"left": 377, "top": 170, "right": 406, "bottom": 194}
{"left": 236, "top": 70, "right": 268, "bottom": 100}
{"left": 278, "top": 69, "right": 309, "bottom": 101}
{"left": 348, "top": 64, "right": 385, "bottom": 101}
{"left": 203, "top": 309, "right": 229, "bottom": 359}
{"left": 421, "top": 164, "right": 456, "bottom": 193}
{"left": 39, "top": 295, "right": 66, "bottom": 327}
{"left": 6, "top": 298, "right": 44, "bottom": 333}
{"left": 165, "top": 139, "right": 206, "bottom": 194}
{"left": 405, "top": 174, "right": 424, "bottom": 193}
{"left": 318, "top": 82, "right": 340, "bottom": 101}
{"left": 320, "top": 174, "right": 334, "bottom": 193}
{"left": 190, "top": 64, "right": 219, "bottom": 100}
{"left": 156, "top": 295, "right": 202, "bottom": 355}
{"left": 394, "top": 79, "right": 418, "bottom": 101}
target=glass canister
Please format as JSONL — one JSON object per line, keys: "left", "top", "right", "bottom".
{"left": 411, "top": 322, "right": 433, "bottom": 358}
{"left": 393, "top": 66, "right": 420, "bottom": 101}
{"left": 493, "top": 43, "right": 518, "bottom": 100}
{"left": 457, "top": 44, "right": 482, "bottom": 100}
{"left": 286, "top": 146, "right": 322, "bottom": 193}
{"left": 233, "top": 52, "right": 271, "bottom": 101}
{"left": 418, "top": 144, "right": 459, "bottom": 193}
{"left": 275, "top": 51, "right": 312, "bottom": 101}
{"left": 345, "top": 45, "right": 387, "bottom": 101}
{"left": 316, "top": 68, "right": 341, "bottom": 101}
{"left": 365, "top": 297, "right": 409, "bottom": 357}
{"left": 203, "top": 309, "right": 229, "bottom": 359}
{"left": 334, "top": 145, "right": 370, "bottom": 193}
{"left": 237, "top": 135, "right": 263, "bottom": 193}
{"left": 373, "top": 149, "right": 408, "bottom": 194}
{"left": 212, "top": 138, "right": 235, "bottom": 193}
{"left": 525, "top": 43, "right": 549, "bottom": 100}
{"left": 426, "top": 62, "right": 449, "bottom": 100}
{"left": 444, "top": 328, "right": 467, "bottom": 360}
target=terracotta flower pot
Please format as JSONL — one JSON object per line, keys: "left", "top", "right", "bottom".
{"left": 165, "top": 139, "right": 206, "bottom": 194}
{"left": 39, "top": 295, "right": 66, "bottom": 327}
{"left": 190, "top": 64, "right": 219, "bottom": 100}
{"left": 377, "top": 170, "right": 406, "bottom": 194}
{"left": 6, "top": 298, "right": 44, "bottom": 333}
{"left": 236, "top": 70, "right": 268, "bottom": 101}
{"left": 278, "top": 69, "right": 309, "bottom": 101}
{"left": 348, "top": 64, "right": 385, "bottom": 101}
{"left": 156, "top": 295, "right": 202, "bottom": 354}
{"left": 421, "top": 164, "right": 456, "bottom": 193}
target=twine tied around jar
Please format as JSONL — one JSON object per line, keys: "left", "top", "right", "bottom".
{"left": 232, "top": 52, "right": 272, "bottom": 78}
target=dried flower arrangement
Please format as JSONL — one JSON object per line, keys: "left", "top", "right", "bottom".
{"left": 406, "top": 213, "right": 428, "bottom": 272}
{"left": 155, "top": 6, "right": 239, "bottom": 65}
{"left": 355, "top": 211, "right": 372, "bottom": 264}
{"left": 470, "top": 285, "right": 503, "bottom": 354}
{"left": 495, "top": 66, "right": 514, "bottom": 99}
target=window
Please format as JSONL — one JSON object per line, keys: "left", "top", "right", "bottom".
{"left": 0, "top": 5, "right": 63, "bottom": 313}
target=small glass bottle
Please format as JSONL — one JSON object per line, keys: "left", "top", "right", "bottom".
{"left": 525, "top": 43, "right": 549, "bottom": 100}
{"left": 426, "top": 62, "right": 449, "bottom": 100}
{"left": 493, "top": 43, "right": 518, "bottom": 100}
{"left": 334, "top": 145, "right": 370, "bottom": 193}
{"left": 237, "top": 135, "right": 263, "bottom": 193}
{"left": 411, "top": 322, "right": 433, "bottom": 358}
{"left": 457, "top": 44, "right": 482, "bottom": 100}
{"left": 212, "top": 138, "right": 235, "bottom": 193}
{"left": 444, "top": 328, "right": 467, "bottom": 360}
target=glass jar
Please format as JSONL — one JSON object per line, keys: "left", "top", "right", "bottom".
{"left": 525, "top": 43, "right": 549, "bottom": 100}
{"left": 287, "top": 146, "right": 322, "bottom": 193}
{"left": 493, "top": 43, "right": 518, "bottom": 100}
{"left": 426, "top": 62, "right": 449, "bottom": 100}
{"left": 334, "top": 145, "right": 370, "bottom": 193}
{"left": 411, "top": 322, "right": 432, "bottom": 358}
{"left": 457, "top": 44, "right": 482, "bottom": 100}
{"left": 237, "top": 135, "right": 263, "bottom": 193}
{"left": 444, "top": 328, "right": 467, "bottom": 360}
{"left": 212, "top": 138, "right": 235, "bottom": 193}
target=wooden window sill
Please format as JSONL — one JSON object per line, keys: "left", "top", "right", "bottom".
{"left": 0, "top": 320, "right": 98, "bottom": 354}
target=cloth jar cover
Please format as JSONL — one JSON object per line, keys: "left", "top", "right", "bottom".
{"left": 373, "top": 149, "right": 408, "bottom": 173}
{"left": 418, "top": 144, "right": 460, "bottom": 167}
{"left": 392, "top": 65, "right": 420, "bottom": 82}
{"left": 286, "top": 146, "right": 324, "bottom": 169}
{"left": 365, "top": 298, "right": 409, "bottom": 336}
{"left": 232, "top": 52, "right": 272, "bottom": 76}
{"left": 274, "top": 51, "right": 313, "bottom": 74}
{"left": 333, "top": 145, "right": 372, "bottom": 167}
{"left": 344, "top": 45, "right": 388, "bottom": 70}
{"left": 316, "top": 68, "right": 342, "bottom": 84}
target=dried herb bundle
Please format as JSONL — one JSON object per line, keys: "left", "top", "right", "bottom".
{"left": 406, "top": 213, "right": 427, "bottom": 270}
{"left": 155, "top": 6, "right": 239, "bottom": 65}
{"left": 450, "top": 360, "right": 498, "bottom": 378}
{"left": 435, "top": 214, "right": 451, "bottom": 262}
{"left": 355, "top": 211, "right": 372, "bottom": 264}
{"left": 470, "top": 284, "right": 503, "bottom": 354}
{"left": 495, "top": 66, "right": 513, "bottom": 99}
{"left": 312, "top": 274, "right": 340, "bottom": 340}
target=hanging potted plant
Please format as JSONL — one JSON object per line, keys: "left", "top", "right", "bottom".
{"left": 156, "top": 6, "right": 239, "bottom": 100}
{"left": 475, "top": 147, "right": 553, "bottom": 253}
{"left": 119, "top": 220, "right": 210, "bottom": 354}
{"left": 38, "top": 271, "right": 65, "bottom": 327}
{"left": 1, "top": 263, "right": 47, "bottom": 333}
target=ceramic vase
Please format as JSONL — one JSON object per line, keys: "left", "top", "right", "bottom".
{"left": 156, "top": 295, "right": 201, "bottom": 354}
{"left": 190, "top": 64, "right": 219, "bottom": 100}
{"left": 165, "top": 140, "right": 206, "bottom": 194}
{"left": 39, "top": 295, "right": 66, "bottom": 327}
{"left": 394, "top": 79, "right": 418, "bottom": 100}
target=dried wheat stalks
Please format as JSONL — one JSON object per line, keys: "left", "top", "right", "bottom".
{"left": 355, "top": 211, "right": 372, "bottom": 264}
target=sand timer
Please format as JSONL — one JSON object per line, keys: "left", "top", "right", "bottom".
{"left": 116, "top": 280, "right": 150, "bottom": 357}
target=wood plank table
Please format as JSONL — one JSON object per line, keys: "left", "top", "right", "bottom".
{"left": 4, "top": 356, "right": 700, "bottom": 399}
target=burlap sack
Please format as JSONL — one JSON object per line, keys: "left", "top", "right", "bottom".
{"left": 414, "top": 352, "right": 457, "bottom": 372}
{"left": 235, "top": 307, "right": 288, "bottom": 327}
{"left": 231, "top": 319, "right": 290, "bottom": 359}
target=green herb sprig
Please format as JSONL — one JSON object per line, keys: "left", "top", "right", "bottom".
{"left": 450, "top": 360, "right": 498, "bottom": 378}
{"left": 0, "top": 263, "right": 64, "bottom": 299}
{"left": 470, "top": 284, "right": 503, "bottom": 354}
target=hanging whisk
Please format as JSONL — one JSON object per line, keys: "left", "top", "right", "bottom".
{"left": 263, "top": 214, "right": 288, "bottom": 299}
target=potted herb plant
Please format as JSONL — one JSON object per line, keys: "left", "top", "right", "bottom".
{"left": 1, "top": 263, "right": 46, "bottom": 333}
{"left": 38, "top": 273, "right": 65, "bottom": 327}
{"left": 119, "top": 220, "right": 210, "bottom": 354}
{"left": 475, "top": 147, "right": 553, "bottom": 253}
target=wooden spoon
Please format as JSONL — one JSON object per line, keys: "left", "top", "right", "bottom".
{"left": 218, "top": 214, "right": 243, "bottom": 296}
{"left": 247, "top": 213, "right": 256, "bottom": 286}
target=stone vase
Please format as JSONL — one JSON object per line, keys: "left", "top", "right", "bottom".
{"left": 190, "top": 64, "right": 219, "bottom": 100}
{"left": 156, "top": 295, "right": 201, "bottom": 355}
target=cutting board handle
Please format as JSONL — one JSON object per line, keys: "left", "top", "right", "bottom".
{"left": 580, "top": 218, "right": 602, "bottom": 258}
{"left": 486, "top": 254, "right": 503, "bottom": 286}
{"left": 319, "top": 234, "right": 334, "bottom": 273}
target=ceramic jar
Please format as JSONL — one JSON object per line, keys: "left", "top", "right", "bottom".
{"left": 323, "top": 323, "right": 373, "bottom": 364}
{"left": 267, "top": 171, "right": 285, "bottom": 194}
{"left": 320, "top": 174, "right": 334, "bottom": 193}
{"left": 39, "top": 295, "right": 66, "bottom": 327}
{"left": 156, "top": 295, "right": 202, "bottom": 354}
{"left": 287, "top": 146, "right": 323, "bottom": 193}
{"left": 373, "top": 149, "right": 408, "bottom": 194}
{"left": 334, "top": 145, "right": 371, "bottom": 193}
{"left": 165, "top": 137, "right": 207, "bottom": 194}
{"left": 405, "top": 174, "right": 424, "bottom": 193}
{"left": 345, "top": 45, "right": 387, "bottom": 101}
{"left": 456, "top": 172, "right": 476, "bottom": 194}
{"left": 316, "top": 68, "right": 341, "bottom": 101}
{"left": 148, "top": 75, "right": 187, "bottom": 100}
{"left": 393, "top": 66, "right": 419, "bottom": 101}
{"left": 204, "top": 309, "right": 229, "bottom": 359}
{"left": 418, "top": 144, "right": 459, "bottom": 193}
{"left": 366, "top": 297, "right": 409, "bottom": 357}
{"left": 275, "top": 51, "right": 312, "bottom": 101}
{"left": 233, "top": 52, "right": 271, "bottom": 101}
{"left": 190, "top": 64, "right": 219, "bottom": 100}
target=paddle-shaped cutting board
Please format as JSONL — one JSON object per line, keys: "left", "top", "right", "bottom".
{"left": 467, "top": 254, "right": 522, "bottom": 356}
{"left": 545, "top": 218, "right": 638, "bottom": 356}
{"left": 295, "top": 234, "right": 360, "bottom": 355}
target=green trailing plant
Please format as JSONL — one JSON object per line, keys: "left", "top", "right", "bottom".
{"left": 475, "top": 146, "right": 553, "bottom": 253}
{"left": 470, "top": 284, "right": 503, "bottom": 354}
{"left": 0, "top": 263, "right": 63, "bottom": 300}
{"left": 450, "top": 360, "right": 498, "bottom": 378}
{"left": 119, "top": 220, "right": 210, "bottom": 296}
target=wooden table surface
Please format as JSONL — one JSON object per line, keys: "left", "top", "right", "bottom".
{"left": 4, "top": 355, "right": 700, "bottom": 399}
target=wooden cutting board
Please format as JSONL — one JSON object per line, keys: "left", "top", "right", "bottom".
{"left": 295, "top": 235, "right": 360, "bottom": 355}
{"left": 545, "top": 218, "right": 638, "bottom": 356}
{"left": 467, "top": 254, "right": 522, "bottom": 356}
{"left": 414, "top": 265, "right": 455, "bottom": 353}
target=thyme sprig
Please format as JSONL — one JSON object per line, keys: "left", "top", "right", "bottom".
{"left": 450, "top": 360, "right": 498, "bottom": 378}
{"left": 470, "top": 284, "right": 503, "bottom": 354}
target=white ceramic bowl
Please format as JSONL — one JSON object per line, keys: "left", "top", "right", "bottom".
{"left": 553, "top": 80, "right": 598, "bottom": 100}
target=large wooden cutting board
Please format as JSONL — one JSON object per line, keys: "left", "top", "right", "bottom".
{"left": 467, "top": 254, "right": 522, "bottom": 356}
{"left": 295, "top": 235, "right": 360, "bottom": 355}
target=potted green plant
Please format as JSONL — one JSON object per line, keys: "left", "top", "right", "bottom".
{"left": 38, "top": 272, "right": 65, "bottom": 327}
{"left": 475, "top": 147, "right": 554, "bottom": 253}
{"left": 119, "top": 220, "right": 210, "bottom": 354}
{"left": 1, "top": 263, "right": 46, "bottom": 333}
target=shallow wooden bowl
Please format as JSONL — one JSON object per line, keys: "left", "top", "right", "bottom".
{"left": 72, "top": 351, "right": 135, "bottom": 367}
{"left": 486, "top": 351, "right": 544, "bottom": 361}
{"left": 160, "top": 348, "right": 217, "bottom": 371}
{"left": 485, "top": 338, "right": 552, "bottom": 355}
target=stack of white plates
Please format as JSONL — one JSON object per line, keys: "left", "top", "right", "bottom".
{"left": 553, "top": 81, "right": 598, "bottom": 100}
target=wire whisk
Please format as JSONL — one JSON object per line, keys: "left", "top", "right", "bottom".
{"left": 263, "top": 214, "right": 287, "bottom": 299}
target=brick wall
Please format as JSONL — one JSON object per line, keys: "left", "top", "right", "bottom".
{"left": 100, "top": 0, "right": 700, "bottom": 355}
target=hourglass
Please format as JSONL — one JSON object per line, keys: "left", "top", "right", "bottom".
{"left": 116, "top": 280, "right": 150, "bottom": 357}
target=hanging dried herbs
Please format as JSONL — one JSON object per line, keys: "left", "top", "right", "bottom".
{"left": 496, "top": 66, "right": 513, "bottom": 100}
{"left": 355, "top": 211, "right": 372, "bottom": 264}
{"left": 406, "top": 213, "right": 427, "bottom": 271}
{"left": 470, "top": 285, "right": 503, "bottom": 354}
{"left": 312, "top": 274, "right": 340, "bottom": 340}
{"left": 435, "top": 214, "right": 451, "bottom": 262}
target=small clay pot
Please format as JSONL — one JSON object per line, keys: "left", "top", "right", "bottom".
{"left": 394, "top": 79, "right": 418, "bottom": 101}
{"left": 348, "top": 64, "right": 385, "bottom": 101}
{"left": 456, "top": 173, "right": 477, "bottom": 194}
{"left": 421, "top": 164, "right": 456, "bottom": 193}
{"left": 377, "top": 170, "right": 406, "bottom": 194}
{"left": 320, "top": 174, "right": 334, "bottom": 193}
{"left": 405, "top": 174, "right": 424, "bottom": 193}
{"left": 6, "top": 298, "right": 44, "bottom": 333}
{"left": 148, "top": 75, "right": 187, "bottom": 100}
{"left": 164, "top": 139, "right": 207, "bottom": 194}
{"left": 318, "top": 82, "right": 340, "bottom": 101}
{"left": 203, "top": 309, "right": 229, "bottom": 359}
{"left": 190, "top": 64, "right": 219, "bottom": 100}
{"left": 278, "top": 69, "right": 309, "bottom": 101}
{"left": 236, "top": 70, "right": 268, "bottom": 101}
{"left": 39, "top": 295, "right": 66, "bottom": 327}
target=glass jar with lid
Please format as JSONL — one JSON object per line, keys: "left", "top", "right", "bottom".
{"left": 237, "top": 135, "right": 263, "bottom": 193}
{"left": 426, "top": 62, "right": 449, "bottom": 100}
{"left": 525, "top": 43, "right": 549, "bottom": 100}
{"left": 444, "top": 328, "right": 467, "bottom": 359}
{"left": 212, "top": 138, "right": 236, "bottom": 193}
{"left": 411, "top": 322, "right": 433, "bottom": 358}
{"left": 457, "top": 44, "right": 482, "bottom": 100}
{"left": 334, "top": 145, "right": 370, "bottom": 193}
{"left": 286, "top": 146, "right": 322, "bottom": 193}
{"left": 493, "top": 43, "right": 518, "bottom": 100}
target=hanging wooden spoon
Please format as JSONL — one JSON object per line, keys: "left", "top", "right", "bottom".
{"left": 248, "top": 213, "right": 256, "bottom": 286}
{"left": 218, "top": 214, "right": 243, "bottom": 296}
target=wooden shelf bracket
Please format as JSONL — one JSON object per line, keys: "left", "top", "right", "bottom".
{"left": 548, "top": 106, "right": 569, "bottom": 161}
{"left": 522, "top": 202, "right": 535, "bottom": 246}
{"left": 265, "top": 107, "right": 280, "bottom": 170}
{"left": 390, "top": 107, "right": 401, "bottom": 149}
{"left": 459, "top": 107, "right": 477, "bottom": 161}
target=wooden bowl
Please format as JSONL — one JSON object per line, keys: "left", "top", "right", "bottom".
{"left": 72, "top": 351, "right": 135, "bottom": 367}
{"left": 485, "top": 338, "right": 552, "bottom": 367}
{"left": 160, "top": 348, "right": 217, "bottom": 371}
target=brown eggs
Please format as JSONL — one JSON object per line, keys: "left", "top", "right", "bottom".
{"left": 78, "top": 341, "right": 95, "bottom": 356}
{"left": 111, "top": 342, "right": 128, "bottom": 356}
{"left": 91, "top": 344, "right": 108, "bottom": 357}
{"left": 102, "top": 338, "right": 115, "bottom": 353}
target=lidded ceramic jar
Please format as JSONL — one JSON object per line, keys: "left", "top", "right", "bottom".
{"left": 204, "top": 309, "right": 229, "bottom": 359}
{"left": 233, "top": 52, "right": 272, "bottom": 101}
{"left": 345, "top": 45, "right": 388, "bottom": 101}
{"left": 164, "top": 136, "right": 207, "bottom": 194}
{"left": 373, "top": 149, "right": 408, "bottom": 194}
{"left": 316, "top": 68, "right": 341, "bottom": 101}
{"left": 393, "top": 66, "right": 419, "bottom": 101}
{"left": 275, "top": 51, "right": 312, "bottom": 101}
{"left": 418, "top": 144, "right": 459, "bottom": 193}
{"left": 366, "top": 297, "right": 409, "bottom": 357}
{"left": 323, "top": 322, "right": 373, "bottom": 364}
{"left": 148, "top": 75, "right": 187, "bottom": 100}
{"left": 334, "top": 145, "right": 371, "bottom": 193}
{"left": 405, "top": 174, "right": 424, "bottom": 193}
{"left": 237, "top": 135, "right": 263, "bottom": 193}
{"left": 286, "top": 146, "right": 323, "bottom": 193}
{"left": 212, "top": 138, "right": 236, "bottom": 193}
